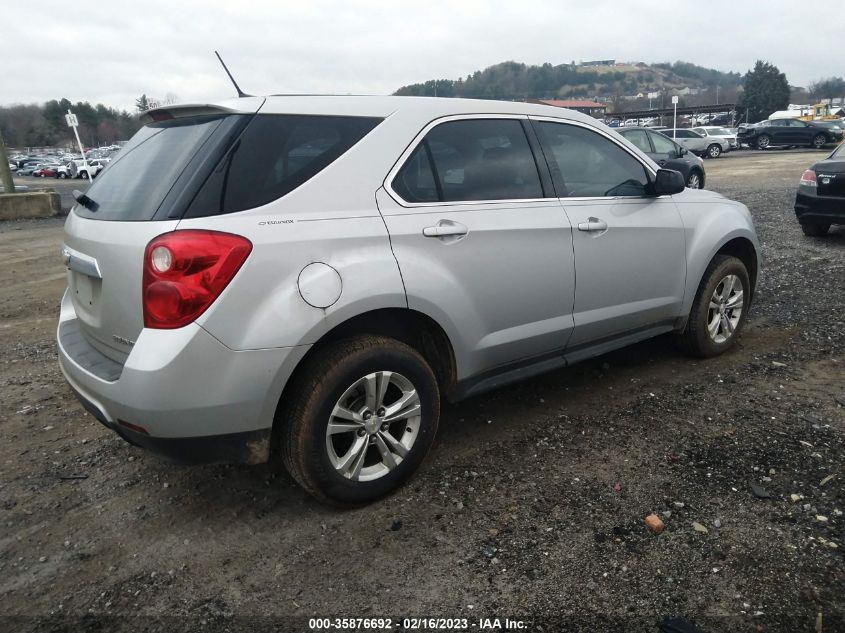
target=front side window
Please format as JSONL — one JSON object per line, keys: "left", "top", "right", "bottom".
{"left": 650, "top": 131, "right": 679, "bottom": 155}
{"left": 536, "top": 121, "right": 650, "bottom": 197}
{"left": 392, "top": 119, "right": 544, "bottom": 203}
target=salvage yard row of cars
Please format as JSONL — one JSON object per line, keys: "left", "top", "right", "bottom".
{"left": 8, "top": 146, "right": 120, "bottom": 179}
{"left": 604, "top": 114, "right": 845, "bottom": 156}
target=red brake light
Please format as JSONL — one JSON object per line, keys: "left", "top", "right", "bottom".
{"left": 143, "top": 230, "right": 252, "bottom": 329}
{"left": 800, "top": 169, "right": 817, "bottom": 187}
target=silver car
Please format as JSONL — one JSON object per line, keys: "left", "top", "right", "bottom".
{"left": 657, "top": 128, "right": 730, "bottom": 158}
{"left": 692, "top": 126, "right": 739, "bottom": 155}
{"left": 57, "top": 96, "right": 760, "bottom": 505}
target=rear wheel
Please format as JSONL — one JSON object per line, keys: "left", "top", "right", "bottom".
{"left": 687, "top": 170, "right": 703, "bottom": 189}
{"left": 801, "top": 222, "right": 830, "bottom": 236}
{"left": 277, "top": 335, "right": 440, "bottom": 506}
{"left": 677, "top": 255, "right": 750, "bottom": 358}
{"left": 812, "top": 134, "right": 827, "bottom": 149}
{"left": 707, "top": 144, "right": 722, "bottom": 158}
{"left": 756, "top": 134, "right": 771, "bottom": 149}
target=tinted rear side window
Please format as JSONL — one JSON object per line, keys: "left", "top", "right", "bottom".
{"left": 185, "top": 114, "right": 381, "bottom": 217}
{"left": 392, "top": 119, "right": 544, "bottom": 203}
{"left": 75, "top": 115, "right": 235, "bottom": 221}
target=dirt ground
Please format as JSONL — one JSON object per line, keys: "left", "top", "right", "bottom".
{"left": 0, "top": 150, "right": 843, "bottom": 633}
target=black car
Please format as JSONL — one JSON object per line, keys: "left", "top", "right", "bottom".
{"left": 737, "top": 118, "right": 842, "bottom": 150}
{"left": 616, "top": 127, "right": 706, "bottom": 189}
{"left": 794, "top": 141, "right": 845, "bottom": 236}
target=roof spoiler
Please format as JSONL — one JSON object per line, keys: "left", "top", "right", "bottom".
{"left": 140, "top": 99, "right": 265, "bottom": 124}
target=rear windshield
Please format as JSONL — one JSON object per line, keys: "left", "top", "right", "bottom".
{"left": 75, "top": 113, "right": 381, "bottom": 221}
{"left": 74, "top": 115, "right": 237, "bottom": 221}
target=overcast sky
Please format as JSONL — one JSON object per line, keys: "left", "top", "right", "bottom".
{"left": 5, "top": 0, "right": 840, "bottom": 111}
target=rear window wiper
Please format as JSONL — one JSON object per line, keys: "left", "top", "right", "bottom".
{"left": 72, "top": 189, "right": 99, "bottom": 212}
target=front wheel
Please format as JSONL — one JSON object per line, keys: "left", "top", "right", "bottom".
{"left": 812, "top": 134, "right": 827, "bottom": 149}
{"left": 277, "top": 335, "right": 440, "bottom": 506}
{"left": 756, "top": 134, "right": 771, "bottom": 150}
{"left": 677, "top": 255, "right": 750, "bottom": 358}
{"left": 707, "top": 144, "right": 722, "bottom": 158}
{"left": 801, "top": 222, "right": 830, "bottom": 236}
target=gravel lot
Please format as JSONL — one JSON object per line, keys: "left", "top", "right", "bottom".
{"left": 1, "top": 150, "right": 842, "bottom": 633}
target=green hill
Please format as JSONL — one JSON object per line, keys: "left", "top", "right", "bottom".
{"left": 394, "top": 60, "right": 743, "bottom": 103}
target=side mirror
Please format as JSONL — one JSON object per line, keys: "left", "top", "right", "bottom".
{"left": 652, "top": 169, "right": 686, "bottom": 196}
{"left": 678, "top": 146, "right": 688, "bottom": 157}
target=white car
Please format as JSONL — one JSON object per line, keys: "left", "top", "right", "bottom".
{"left": 693, "top": 126, "right": 738, "bottom": 154}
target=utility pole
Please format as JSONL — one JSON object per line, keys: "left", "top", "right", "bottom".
{"left": 0, "top": 128, "right": 15, "bottom": 194}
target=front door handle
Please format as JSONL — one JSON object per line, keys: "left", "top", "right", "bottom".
{"left": 422, "top": 220, "right": 468, "bottom": 238}
{"left": 577, "top": 217, "right": 608, "bottom": 232}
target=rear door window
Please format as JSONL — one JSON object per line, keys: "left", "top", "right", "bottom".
{"left": 392, "top": 119, "right": 544, "bottom": 203}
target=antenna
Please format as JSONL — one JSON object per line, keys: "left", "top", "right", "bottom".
{"left": 214, "top": 51, "right": 252, "bottom": 98}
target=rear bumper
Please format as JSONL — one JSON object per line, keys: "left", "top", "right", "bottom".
{"left": 795, "top": 190, "right": 845, "bottom": 225}
{"left": 57, "top": 290, "right": 310, "bottom": 464}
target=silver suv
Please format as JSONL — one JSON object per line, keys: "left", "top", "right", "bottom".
{"left": 58, "top": 96, "right": 760, "bottom": 505}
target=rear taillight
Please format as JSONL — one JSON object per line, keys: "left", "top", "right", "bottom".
{"left": 143, "top": 230, "right": 252, "bottom": 329}
{"left": 800, "top": 169, "right": 817, "bottom": 187}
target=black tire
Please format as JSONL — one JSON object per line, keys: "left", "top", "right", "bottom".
{"left": 277, "top": 335, "right": 440, "bottom": 506}
{"left": 687, "top": 169, "right": 704, "bottom": 189}
{"left": 677, "top": 255, "right": 750, "bottom": 358}
{"left": 801, "top": 222, "right": 830, "bottom": 237}
{"left": 756, "top": 134, "right": 771, "bottom": 150}
{"left": 707, "top": 144, "right": 722, "bottom": 158}
{"left": 812, "top": 134, "right": 827, "bottom": 149}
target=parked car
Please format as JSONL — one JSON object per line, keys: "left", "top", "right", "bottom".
{"left": 812, "top": 119, "right": 845, "bottom": 135}
{"left": 57, "top": 95, "right": 759, "bottom": 505}
{"left": 33, "top": 166, "right": 59, "bottom": 178}
{"left": 794, "top": 140, "right": 845, "bottom": 236}
{"left": 737, "top": 118, "right": 843, "bottom": 150}
{"left": 69, "top": 159, "right": 103, "bottom": 180}
{"left": 617, "top": 127, "right": 706, "bottom": 188}
{"left": 692, "top": 126, "right": 738, "bottom": 155}
{"left": 707, "top": 113, "right": 734, "bottom": 126}
{"left": 16, "top": 164, "right": 42, "bottom": 176}
{"left": 655, "top": 128, "right": 728, "bottom": 158}
{"left": 8, "top": 162, "right": 17, "bottom": 172}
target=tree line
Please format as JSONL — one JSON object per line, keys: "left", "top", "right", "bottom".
{"left": 0, "top": 98, "right": 141, "bottom": 150}
{"left": 394, "top": 60, "right": 743, "bottom": 102}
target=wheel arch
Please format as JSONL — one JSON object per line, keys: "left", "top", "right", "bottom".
{"left": 270, "top": 307, "right": 458, "bottom": 441}
{"left": 680, "top": 224, "right": 760, "bottom": 329}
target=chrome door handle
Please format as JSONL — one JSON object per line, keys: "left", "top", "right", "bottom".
{"left": 422, "top": 221, "right": 468, "bottom": 238}
{"left": 577, "top": 217, "right": 608, "bottom": 232}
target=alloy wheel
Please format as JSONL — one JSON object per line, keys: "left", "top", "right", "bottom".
{"left": 706, "top": 274, "right": 744, "bottom": 344}
{"left": 325, "top": 371, "right": 421, "bottom": 482}
{"left": 687, "top": 172, "right": 701, "bottom": 189}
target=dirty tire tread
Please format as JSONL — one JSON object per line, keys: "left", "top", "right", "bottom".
{"left": 277, "top": 335, "right": 439, "bottom": 507}
{"left": 677, "top": 254, "right": 750, "bottom": 358}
